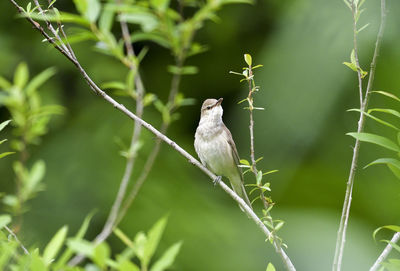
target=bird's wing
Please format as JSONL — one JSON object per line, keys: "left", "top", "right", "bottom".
{"left": 222, "top": 124, "right": 244, "bottom": 183}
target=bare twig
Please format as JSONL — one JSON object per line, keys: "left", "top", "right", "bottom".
{"left": 9, "top": 1, "right": 296, "bottom": 269}
{"left": 333, "top": 0, "right": 387, "bottom": 270}
{"left": 4, "top": 225, "right": 29, "bottom": 255}
{"left": 370, "top": 232, "right": 400, "bottom": 271}
{"left": 68, "top": 2, "right": 146, "bottom": 265}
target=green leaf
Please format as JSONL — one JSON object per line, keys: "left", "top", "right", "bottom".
{"left": 150, "top": 0, "right": 170, "bottom": 12}
{"left": 0, "top": 120, "right": 11, "bottom": 132}
{"left": 365, "top": 158, "right": 400, "bottom": 179}
{"left": 143, "top": 216, "right": 168, "bottom": 268}
{"left": 347, "top": 132, "right": 400, "bottom": 152}
{"left": 240, "top": 159, "right": 250, "bottom": 166}
{"left": 0, "top": 76, "right": 11, "bottom": 90}
{"left": 119, "top": 260, "right": 141, "bottom": 271}
{"left": 220, "top": 0, "right": 253, "bottom": 4}
{"left": 244, "top": 53, "right": 252, "bottom": 66}
{"left": 119, "top": 13, "right": 159, "bottom": 32}
{"left": 382, "top": 239, "right": 400, "bottom": 254}
{"left": 0, "top": 214, "right": 11, "bottom": 229}
{"left": 93, "top": 242, "right": 110, "bottom": 269}
{"left": 131, "top": 32, "right": 170, "bottom": 49}
{"left": 256, "top": 170, "right": 263, "bottom": 185}
{"left": 54, "top": 212, "right": 95, "bottom": 269}
{"left": 369, "top": 108, "right": 400, "bottom": 119}
{"left": 133, "top": 231, "right": 147, "bottom": 261}
{"left": 348, "top": 109, "right": 400, "bottom": 131}
{"left": 150, "top": 241, "right": 182, "bottom": 271}
{"left": 25, "top": 160, "right": 46, "bottom": 195}
{"left": 25, "top": 67, "right": 57, "bottom": 96}
{"left": 86, "top": 0, "right": 101, "bottom": 22}
{"left": 350, "top": 49, "right": 356, "bottom": 65}
{"left": 266, "top": 262, "right": 276, "bottom": 271}
{"left": 167, "top": 65, "right": 198, "bottom": 75}
{"left": 0, "top": 152, "right": 15, "bottom": 159}
{"left": 373, "top": 225, "right": 400, "bottom": 241}
{"left": 26, "top": 11, "right": 90, "bottom": 27}
{"left": 14, "top": 62, "right": 29, "bottom": 89}
{"left": 372, "top": 91, "right": 400, "bottom": 102}
{"left": 343, "top": 61, "right": 357, "bottom": 72}
{"left": 114, "top": 228, "right": 134, "bottom": 248}
{"left": 99, "top": 5, "right": 114, "bottom": 33}
{"left": 72, "top": 0, "right": 88, "bottom": 16}
{"left": 43, "top": 225, "right": 68, "bottom": 265}
{"left": 30, "top": 251, "right": 47, "bottom": 271}
{"left": 67, "top": 239, "right": 94, "bottom": 257}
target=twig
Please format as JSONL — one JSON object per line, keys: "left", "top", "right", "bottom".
{"left": 370, "top": 232, "right": 400, "bottom": 271}
{"left": 4, "top": 225, "right": 29, "bottom": 255}
{"left": 333, "top": 0, "right": 387, "bottom": 270}
{"left": 9, "top": 1, "right": 296, "bottom": 269}
{"left": 68, "top": 1, "right": 145, "bottom": 265}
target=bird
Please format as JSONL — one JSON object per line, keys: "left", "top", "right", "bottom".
{"left": 194, "top": 98, "right": 252, "bottom": 210}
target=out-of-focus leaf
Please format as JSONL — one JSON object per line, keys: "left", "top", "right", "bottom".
{"left": 43, "top": 226, "right": 68, "bottom": 265}
{"left": 382, "top": 240, "right": 400, "bottom": 254}
{"left": 0, "top": 120, "right": 11, "bottom": 132}
{"left": 372, "top": 91, "right": 400, "bottom": 102}
{"left": 150, "top": 241, "right": 182, "bottom": 271}
{"left": 133, "top": 231, "right": 147, "bottom": 261}
{"left": 93, "top": 242, "right": 110, "bottom": 269}
{"left": 114, "top": 228, "right": 134, "bottom": 248}
{"left": 150, "top": 0, "right": 170, "bottom": 12}
{"left": 86, "top": 0, "right": 101, "bottom": 22}
{"left": 131, "top": 32, "right": 170, "bottom": 48}
{"left": 266, "top": 262, "right": 276, "bottom": 271}
{"left": 119, "top": 260, "right": 140, "bottom": 271}
{"left": 119, "top": 13, "right": 158, "bottom": 32}
{"left": 25, "top": 67, "right": 57, "bottom": 96}
{"left": 347, "top": 132, "right": 400, "bottom": 152}
{"left": 0, "top": 76, "right": 11, "bottom": 90}
{"left": 0, "top": 215, "right": 11, "bottom": 229}
{"left": 0, "top": 152, "right": 15, "bottom": 159}
{"left": 167, "top": 65, "right": 198, "bottom": 75}
{"left": 102, "top": 81, "right": 126, "bottom": 91}
{"left": 99, "top": 6, "right": 114, "bottom": 33}
{"left": 24, "top": 160, "right": 46, "bottom": 196}
{"left": 54, "top": 212, "right": 95, "bottom": 268}
{"left": 0, "top": 240, "right": 18, "bottom": 270}
{"left": 143, "top": 216, "right": 168, "bottom": 267}
{"left": 14, "top": 62, "right": 29, "bottom": 89}
{"left": 220, "top": 0, "right": 253, "bottom": 5}
{"left": 25, "top": 11, "right": 90, "bottom": 27}
{"left": 30, "top": 250, "right": 47, "bottom": 271}
{"left": 67, "top": 239, "right": 94, "bottom": 257}
{"left": 381, "top": 259, "right": 400, "bottom": 271}
{"left": 73, "top": 0, "right": 88, "bottom": 16}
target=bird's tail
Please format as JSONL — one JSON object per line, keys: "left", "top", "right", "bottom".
{"left": 229, "top": 176, "right": 252, "bottom": 211}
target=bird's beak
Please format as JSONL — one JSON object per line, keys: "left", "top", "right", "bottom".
{"left": 216, "top": 98, "right": 223, "bottom": 106}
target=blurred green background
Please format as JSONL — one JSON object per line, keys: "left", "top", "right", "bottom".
{"left": 1, "top": 0, "right": 400, "bottom": 270}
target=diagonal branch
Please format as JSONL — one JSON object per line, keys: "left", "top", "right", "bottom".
{"left": 370, "top": 232, "right": 400, "bottom": 271}
{"left": 4, "top": 225, "right": 29, "bottom": 255}
{"left": 333, "top": 0, "right": 387, "bottom": 270}
{"left": 9, "top": 1, "right": 296, "bottom": 269}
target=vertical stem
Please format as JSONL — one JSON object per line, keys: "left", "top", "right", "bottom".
{"left": 333, "top": 0, "right": 387, "bottom": 270}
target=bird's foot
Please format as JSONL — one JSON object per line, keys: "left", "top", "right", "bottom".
{"left": 213, "top": 176, "right": 222, "bottom": 186}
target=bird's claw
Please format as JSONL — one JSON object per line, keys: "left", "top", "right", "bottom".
{"left": 213, "top": 176, "right": 222, "bottom": 186}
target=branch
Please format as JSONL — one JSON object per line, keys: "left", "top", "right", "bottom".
{"left": 4, "top": 225, "right": 29, "bottom": 255}
{"left": 68, "top": 1, "right": 146, "bottom": 265}
{"left": 333, "top": 0, "right": 387, "bottom": 270}
{"left": 370, "top": 232, "right": 400, "bottom": 271}
{"left": 9, "top": 1, "right": 296, "bottom": 269}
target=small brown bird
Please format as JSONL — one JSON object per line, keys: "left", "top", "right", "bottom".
{"left": 194, "top": 98, "right": 252, "bottom": 209}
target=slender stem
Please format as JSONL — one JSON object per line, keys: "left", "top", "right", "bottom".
{"left": 68, "top": 2, "right": 146, "bottom": 265}
{"left": 351, "top": 2, "right": 364, "bottom": 107}
{"left": 4, "top": 225, "right": 29, "bottom": 255}
{"left": 370, "top": 232, "right": 400, "bottom": 271}
{"left": 333, "top": 1, "right": 387, "bottom": 270}
{"left": 10, "top": 1, "right": 296, "bottom": 269}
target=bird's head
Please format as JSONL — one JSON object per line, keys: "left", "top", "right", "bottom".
{"left": 200, "top": 98, "right": 223, "bottom": 123}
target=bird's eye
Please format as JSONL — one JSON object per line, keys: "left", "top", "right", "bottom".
{"left": 206, "top": 106, "right": 211, "bottom": 110}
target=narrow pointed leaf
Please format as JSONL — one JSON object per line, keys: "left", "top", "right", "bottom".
{"left": 43, "top": 226, "right": 68, "bottom": 265}
{"left": 348, "top": 109, "right": 399, "bottom": 131}
{"left": 372, "top": 91, "right": 400, "bottom": 102}
{"left": 150, "top": 241, "right": 182, "bottom": 271}
{"left": 347, "top": 132, "right": 400, "bottom": 152}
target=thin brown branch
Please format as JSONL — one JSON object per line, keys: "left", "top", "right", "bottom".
{"left": 333, "top": 0, "right": 387, "bottom": 270}
{"left": 9, "top": 1, "right": 296, "bottom": 269}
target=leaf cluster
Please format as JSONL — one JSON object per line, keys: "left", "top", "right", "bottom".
{"left": 0, "top": 214, "right": 182, "bottom": 271}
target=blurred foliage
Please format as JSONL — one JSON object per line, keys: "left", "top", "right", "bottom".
{"left": 0, "top": 214, "right": 181, "bottom": 271}
{"left": 0, "top": 0, "right": 400, "bottom": 270}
